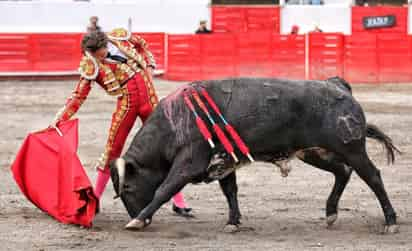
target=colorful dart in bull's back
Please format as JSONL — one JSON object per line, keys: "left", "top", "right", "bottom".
{"left": 183, "top": 93, "right": 215, "bottom": 148}
{"left": 199, "top": 87, "right": 254, "bottom": 162}
{"left": 191, "top": 90, "right": 239, "bottom": 163}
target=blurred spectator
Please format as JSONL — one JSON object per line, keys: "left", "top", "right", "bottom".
{"left": 311, "top": 0, "right": 324, "bottom": 4}
{"left": 195, "top": 20, "right": 212, "bottom": 34}
{"left": 313, "top": 25, "right": 323, "bottom": 32}
{"left": 286, "top": 0, "right": 308, "bottom": 4}
{"left": 87, "top": 16, "right": 102, "bottom": 33}
{"left": 291, "top": 25, "right": 300, "bottom": 34}
{"left": 356, "top": 0, "right": 368, "bottom": 5}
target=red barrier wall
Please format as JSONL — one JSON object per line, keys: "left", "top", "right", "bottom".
{"left": 201, "top": 34, "right": 237, "bottom": 79}
{"left": 166, "top": 35, "right": 201, "bottom": 81}
{"left": 309, "top": 33, "right": 344, "bottom": 80}
{"left": 0, "top": 33, "right": 166, "bottom": 74}
{"left": 352, "top": 6, "right": 408, "bottom": 34}
{"left": 0, "top": 33, "right": 82, "bottom": 72}
{"left": 211, "top": 6, "right": 280, "bottom": 33}
{"left": 0, "top": 34, "right": 32, "bottom": 72}
{"left": 271, "top": 35, "right": 306, "bottom": 79}
{"left": 166, "top": 33, "right": 305, "bottom": 81}
{"left": 167, "top": 32, "right": 412, "bottom": 83}
{"left": 1, "top": 32, "right": 412, "bottom": 84}
{"left": 377, "top": 34, "right": 412, "bottom": 82}
{"left": 237, "top": 32, "right": 273, "bottom": 76}
{"left": 344, "top": 33, "right": 412, "bottom": 83}
{"left": 344, "top": 34, "right": 378, "bottom": 83}
{"left": 31, "top": 33, "right": 82, "bottom": 72}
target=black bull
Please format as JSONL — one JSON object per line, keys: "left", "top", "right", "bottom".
{"left": 110, "top": 77, "right": 400, "bottom": 233}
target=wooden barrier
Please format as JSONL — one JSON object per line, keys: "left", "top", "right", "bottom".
{"left": 1, "top": 31, "right": 412, "bottom": 83}
{"left": 0, "top": 33, "right": 166, "bottom": 75}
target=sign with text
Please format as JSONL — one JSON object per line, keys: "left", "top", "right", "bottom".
{"left": 363, "top": 15, "right": 396, "bottom": 29}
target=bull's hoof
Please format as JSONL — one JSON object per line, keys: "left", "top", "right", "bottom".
{"left": 125, "top": 218, "right": 149, "bottom": 231}
{"left": 383, "top": 224, "right": 400, "bottom": 234}
{"left": 222, "top": 224, "right": 240, "bottom": 233}
{"left": 172, "top": 204, "right": 194, "bottom": 218}
{"left": 326, "top": 214, "right": 338, "bottom": 227}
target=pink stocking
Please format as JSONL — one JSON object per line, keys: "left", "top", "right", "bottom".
{"left": 172, "top": 191, "right": 188, "bottom": 208}
{"left": 94, "top": 169, "right": 111, "bottom": 199}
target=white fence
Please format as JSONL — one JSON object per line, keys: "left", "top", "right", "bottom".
{"left": 280, "top": 5, "right": 352, "bottom": 34}
{"left": 0, "top": 0, "right": 210, "bottom": 33}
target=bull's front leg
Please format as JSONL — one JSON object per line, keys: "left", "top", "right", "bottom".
{"left": 125, "top": 145, "right": 208, "bottom": 231}
{"left": 219, "top": 172, "right": 242, "bottom": 233}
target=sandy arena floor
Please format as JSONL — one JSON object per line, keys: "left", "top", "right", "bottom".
{"left": 0, "top": 78, "right": 411, "bottom": 251}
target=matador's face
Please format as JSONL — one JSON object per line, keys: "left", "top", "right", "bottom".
{"left": 92, "top": 46, "right": 108, "bottom": 61}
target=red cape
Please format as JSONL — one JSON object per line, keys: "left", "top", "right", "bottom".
{"left": 11, "top": 119, "right": 98, "bottom": 227}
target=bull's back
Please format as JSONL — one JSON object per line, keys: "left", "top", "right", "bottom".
{"left": 199, "top": 78, "right": 366, "bottom": 151}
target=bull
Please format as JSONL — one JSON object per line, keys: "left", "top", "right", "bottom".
{"left": 110, "top": 77, "right": 400, "bottom": 234}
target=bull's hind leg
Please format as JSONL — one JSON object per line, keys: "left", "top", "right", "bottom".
{"left": 219, "top": 172, "right": 242, "bottom": 233}
{"left": 298, "top": 150, "right": 352, "bottom": 227}
{"left": 345, "top": 149, "right": 398, "bottom": 234}
{"left": 126, "top": 144, "right": 209, "bottom": 230}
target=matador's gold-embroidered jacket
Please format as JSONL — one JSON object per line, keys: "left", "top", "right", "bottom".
{"left": 55, "top": 28, "right": 157, "bottom": 122}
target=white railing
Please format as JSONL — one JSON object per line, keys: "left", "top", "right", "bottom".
{"left": 0, "top": 0, "right": 211, "bottom": 33}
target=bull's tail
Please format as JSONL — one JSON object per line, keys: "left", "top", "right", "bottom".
{"left": 366, "top": 123, "right": 401, "bottom": 164}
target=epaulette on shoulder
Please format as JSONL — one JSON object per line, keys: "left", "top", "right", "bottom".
{"left": 78, "top": 54, "right": 98, "bottom": 80}
{"left": 107, "top": 28, "right": 131, "bottom": 41}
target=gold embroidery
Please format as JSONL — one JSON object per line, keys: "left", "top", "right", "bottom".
{"left": 138, "top": 71, "right": 158, "bottom": 108}
{"left": 78, "top": 54, "right": 98, "bottom": 80}
{"left": 99, "top": 89, "right": 130, "bottom": 168}
{"left": 109, "top": 39, "right": 147, "bottom": 70}
{"left": 130, "top": 35, "right": 156, "bottom": 68}
{"left": 98, "top": 61, "right": 130, "bottom": 96}
{"left": 107, "top": 28, "right": 131, "bottom": 41}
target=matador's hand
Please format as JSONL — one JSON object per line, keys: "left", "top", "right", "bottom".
{"left": 49, "top": 120, "right": 63, "bottom": 136}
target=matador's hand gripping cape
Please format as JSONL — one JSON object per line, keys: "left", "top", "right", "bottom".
{"left": 10, "top": 119, "right": 98, "bottom": 227}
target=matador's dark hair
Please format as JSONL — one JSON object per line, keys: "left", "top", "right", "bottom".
{"left": 81, "top": 31, "right": 108, "bottom": 53}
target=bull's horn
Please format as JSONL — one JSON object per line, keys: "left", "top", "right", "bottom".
{"left": 116, "top": 158, "right": 126, "bottom": 197}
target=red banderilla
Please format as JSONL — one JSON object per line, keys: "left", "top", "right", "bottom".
{"left": 191, "top": 90, "right": 239, "bottom": 163}
{"left": 183, "top": 93, "right": 215, "bottom": 148}
{"left": 200, "top": 87, "right": 254, "bottom": 162}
